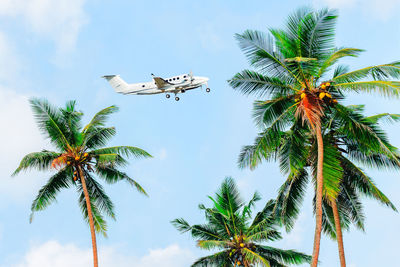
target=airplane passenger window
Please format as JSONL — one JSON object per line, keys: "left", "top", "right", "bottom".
{"left": 173, "top": 78, "right": 176, "bottom": 80}
{"left": 142, "top": 85, "right": 145, "bottom": 87}
{"left": 177, "top": 77, "right": 180, "bottom": 80}
{"left": 183, "top": 75, "right": 186, "bottom": 78}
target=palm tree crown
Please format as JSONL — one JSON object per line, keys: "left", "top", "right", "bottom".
{"left": 172, "top": 177, "right": 311, "bottom": 267}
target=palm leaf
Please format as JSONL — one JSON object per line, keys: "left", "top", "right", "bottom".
{"left": 30, "top": 168, "right": 71, "bottom": 222}
{"left": 13, "top": 150, "right": 59, "bottom": 175}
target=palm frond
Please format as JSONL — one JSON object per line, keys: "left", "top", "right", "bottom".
{"left": 29, "top": 168, "right": 71, "bottom": 222}
{"left": 77, "top": 187, "right": 108, "bottom": 237}
{"left": 253, "top": 98, "right": 295, "bottom": 128}
{"left": 242, "top": 248, "right": 271, "bottom": 267}
{"left": 235, "top": 30, "right": 299, "bottom": 83}
{"left": 83, "top": 127, "right": 116, "bottom": 149}
{"left": 92, "top": 146, "right": 152, "bottom": 159}
{"left": 83, "top": 105, "right": 119, "bottom": 132}
{"left": 237, "top": 128, "right": 284, "bottom": 170}
{"left": 84, "top": 173, "right": 116, "bottom": 219}
{"left": 318, "top": 47, "right": 364, "bottom": 78}
{"left": 333, "top": 62, "right": 400, "bottom": 83}
{"left": 96, "top": 166, "right": 147, "bottom": 196}
{"left": 334, "top": 80, "right": 400, "bottom": 98}
{"left": 255, "top": 245, "right": 312, "bottom": 265}
{"left": 364, "top": 113, "right": 400, "bottom": 124}
{"left": 229, "top": 71, "right": 295, "bottom": 98}
{"left": 29, "top": 98, "right": 71, "bottom": 150}
{"left": 197, "top": 240, "right": 229, "bottom": 250}
{"left": 191, "top": 251, "right": 231, "bottom": 267}
{"left": 341, "top": 157, "right": 397, "bottom": 211}
{"left": 13, "top": 150, "right": 59, "bottom": 175}
{"left": 274, "top": 169, "right": 309, "bottom": 231}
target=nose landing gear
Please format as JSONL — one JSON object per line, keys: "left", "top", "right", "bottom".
{"left": 166, "top": 94, "right": 170, "bottom": 98}
{"left": 175, "top": 96, "right": 180, "bottom": 101}
{"left": 206, "top": 88, "right": 211, "bottom": 93}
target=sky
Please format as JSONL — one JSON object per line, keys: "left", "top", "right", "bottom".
{"left": 0, "top": 0, "right": 400, "bottom": 266}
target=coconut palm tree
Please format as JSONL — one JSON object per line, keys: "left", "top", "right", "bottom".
{"left": 229, "top": 7, "right": 400, "bottom": 266}
{"left": 238, "top": 104, "right": 399, "bottom": 266}
{"left": 172, "top": 177, "right": 311, "bottom": 267}
{"left": 13, "top": 99, "right": 152, "bottom": 267}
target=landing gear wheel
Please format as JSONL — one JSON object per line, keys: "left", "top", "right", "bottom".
{"left": 166, "top": 94, "right": 170, "bottom": 98}
{"left": 175, "top": 96, "right": 180, "bottom": 101}
{"left": 206, "top": 88, "right": 211, "bottom": 92}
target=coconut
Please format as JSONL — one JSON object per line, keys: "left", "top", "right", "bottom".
{"left": 301, "top": 93, "right": 306, "bottom": 99}
{"left": 319, "top": 92, "right": 326, "bottom": 99}
{"left": 326, "top": 82, "right": 331, "bottom": 86}
{"left": 75, "top": 156, "right": 80, "bottom": 161}
{"left": 84, "top": 152, "right": 88, "bottom": 157}
{"left": 240, "top": 243, "right": 245, "bottom": 247}
{"left": 326, "top": 93, "right": 332, "bottom": 98}
{"left": 321, "top": 84, "right": 326, "bottom": 89}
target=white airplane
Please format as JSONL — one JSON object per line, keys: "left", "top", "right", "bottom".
{"left": 102, "top": 72, "right": 210, "bottom": 101}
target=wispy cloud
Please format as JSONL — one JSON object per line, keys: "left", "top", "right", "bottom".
{"left": 0, "top": 33, "right": 22, "bottom": 84}
{"left": 0, "top": 0, "right": 88, "bottom": 54}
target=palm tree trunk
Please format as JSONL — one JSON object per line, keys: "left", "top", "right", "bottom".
{"left": 78, "top": 166, "right": 99, "bottom": 267}
{"left": 332, "top": 200, "right": 346, "bottom": 267}
{"left": 311, "top": 125, "right": 324, "bottom": 267}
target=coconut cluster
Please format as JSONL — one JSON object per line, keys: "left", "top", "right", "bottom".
{"left": 65, "top": 152, "right": 91, "bottom": 181}
{"left": 227, "top": 235, "right": 257, "bottom": 266}
{"left": 295, "top": 82, "right": 338, "bottom": 105}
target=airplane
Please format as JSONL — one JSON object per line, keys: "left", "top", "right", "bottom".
{"left": 102, "top": 72, "right": 210, "bottom": 101}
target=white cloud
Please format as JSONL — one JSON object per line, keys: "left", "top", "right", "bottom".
{"left": 313, "top": 0, "right": 400, "bottom": 20}
{"left": 12, "top": 241, "right": 196, "bottom": 267}
{"left": 0, "top": 87, "right": 50, "bottom": 200}
{"left": 0, "top": 0, "right": 88, "bottom": 53}
{"left": 0, "top": 32, "right": 22, "bottom": 84}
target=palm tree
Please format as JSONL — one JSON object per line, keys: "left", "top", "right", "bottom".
{"left": 238, "top": 105, "right": 399, "bottom": 266}
{"left": 172, "top": 177, "right": 311, "bottom": 267}
{"left": 229, "top": 7, "right": 400, "bottom": 266}
{"left": 13, "top": 99, "right": 152, "bottom": 267}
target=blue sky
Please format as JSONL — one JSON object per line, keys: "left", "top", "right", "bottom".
{"left": 0, "top": 0, "right": 399, "bottom": 266}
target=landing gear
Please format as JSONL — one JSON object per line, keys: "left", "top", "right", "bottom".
{"left": 175, "top": 96, "right": 180, "bottom": 101}
{"left": 206, "top": 88, "right": 211, "bottom": 92}
{"left": 166, "top": 94, "right": 170, "bottom": 98}
{"left": 181, "top": 89, "right": 186, "bottom": 93}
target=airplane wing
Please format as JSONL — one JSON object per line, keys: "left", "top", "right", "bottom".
{"left": 153, "top": 77, "right": 172, "bottom": 89}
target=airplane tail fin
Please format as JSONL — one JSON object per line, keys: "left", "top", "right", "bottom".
{"left": 102, "top": 75, "right": 128, "bottom": 93}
